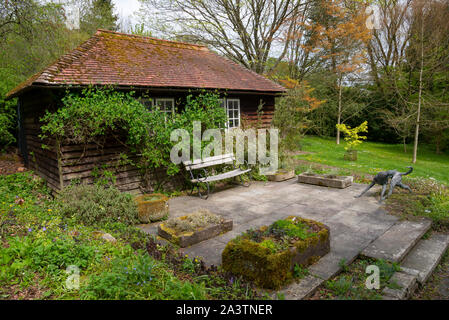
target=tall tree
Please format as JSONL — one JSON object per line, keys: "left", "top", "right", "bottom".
{"left": 306, "top": 0, "right": 371, "bottom": 144}
{"left": 137, "top": 0, "right": 306, "bottom": 74}
{"left": 408, "top": 0, "right": 449, "bottom": 159}
{"left": 80, "top": 0, "right": 118, "bottom": 35}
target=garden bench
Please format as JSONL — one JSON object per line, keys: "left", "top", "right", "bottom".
{"left": 183, "top": 154, "right": 251, "bottom": 199}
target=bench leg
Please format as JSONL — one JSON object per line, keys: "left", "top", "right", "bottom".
{"left": 197, "top": 182, "right": 210, "bottom": 200}
{"left": 239, "top": 174, "right": 250, "bottom": 187}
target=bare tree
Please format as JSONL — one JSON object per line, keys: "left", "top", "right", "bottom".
{"left": 137, "top": 0, "right": 306, "bottom": 74}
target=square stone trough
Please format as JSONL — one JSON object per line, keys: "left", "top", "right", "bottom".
{"left": 158, "top": 217, "right": 233, "bottom": 248}
{"left": 297, "top": 173, "right": 353, "bottom": 189}
{"left": 221, "top": 216, "right": 330, "bottom": 289}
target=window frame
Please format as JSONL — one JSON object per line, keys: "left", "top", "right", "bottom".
{"left": 226, "top": 98, "right": 241, "bottom": 129}
{"left": 154, "top": 98, "right": 175, "bottom": 114}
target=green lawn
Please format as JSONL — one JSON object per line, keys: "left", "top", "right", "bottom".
{"left": 296, "top": 136, "right": 449, "bottom": 185}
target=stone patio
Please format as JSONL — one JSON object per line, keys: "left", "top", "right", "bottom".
{"left": 139, "top": 178, "right": 404, "bottom": 297}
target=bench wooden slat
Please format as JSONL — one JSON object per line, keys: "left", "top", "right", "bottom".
{"left": 183, "top": 154, "right": 234, "bottom": 165}
{"left": 191, "top": 168, "right": 251, "bottom": 183}
{"left": 183, "top": 154, "right": 235, "bottom": 170}
{"left": 186, "top": 158, "right": 234, "bottom": 170}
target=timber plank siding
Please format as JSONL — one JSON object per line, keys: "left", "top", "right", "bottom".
{"left": 16, "top": 87, "right": 278, "bottom": 194}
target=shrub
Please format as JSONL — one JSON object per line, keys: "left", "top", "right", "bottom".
{"left": 273, "top": 80, "right": 324, "bottom": 151}
{"left": 54, "top": 184, "right": 139, "bottom": 226}
{"left": 335, "top": 121, "right": 368, "bottom": 151}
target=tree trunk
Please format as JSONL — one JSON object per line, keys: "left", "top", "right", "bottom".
{"left": 336, "top": 75, "right": 343, "bottom": 145}
{"left": 412, "top": 14, "right": 424, "bottom": 164}
{"left": 403, "top": 137, "right": 407, "bottom": 153}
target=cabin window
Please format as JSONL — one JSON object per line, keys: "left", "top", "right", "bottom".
{"left": 137, "top": 98, "right": 153, "bottom": 109}
{"left": 226, "top": 99, "right": 240, "bottom": 128}
{"left": 155, "top": 98, "right": 175, "bottom": 114}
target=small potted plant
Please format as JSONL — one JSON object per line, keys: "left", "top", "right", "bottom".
{"left": 335, "top": 121, "right": 368, "bottom": 161}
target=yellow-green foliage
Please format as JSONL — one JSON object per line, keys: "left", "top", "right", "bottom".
{"left": 336, "top": 121, "right": 368, "bottom": 151}
{"left": 222, "top": 216, "right": 330, "bottom": 289}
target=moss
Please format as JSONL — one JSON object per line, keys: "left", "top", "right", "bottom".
{"left": 134, "top": 193, "right": 169, "bottom": 223}
{"left": 222, "top": 216, "right": 330, "bottom": 289}
{"left": 222, "top": 239, "right": 294, "bottom": 289}
{"left": 158, "top": 223, "right": 181, "bottom": 246}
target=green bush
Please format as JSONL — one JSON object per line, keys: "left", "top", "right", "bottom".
{"left": 40, "top": 87, "right": 227, "bottom": 179}
{"left": 54, "top": 184, "right": 139, "bottom": 226}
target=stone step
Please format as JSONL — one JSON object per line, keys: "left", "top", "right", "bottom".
{"left": 275, "top": 275, "right": 324, "bottom": 300}
{"left": 382, "top": 271, "right": 418, "bottom": 300}
{"left": 361, "top": 219, "right": 432, "bottom": 263}
{"left": 400, "top": 233, "right": 449, "bottom": 284}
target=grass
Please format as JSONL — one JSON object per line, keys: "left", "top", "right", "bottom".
{"left": 296, "top": 136, "right": 449, "bottom": 185}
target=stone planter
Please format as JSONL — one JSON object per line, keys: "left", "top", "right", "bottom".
{"left": 297, "top": 173, "right": 353, "bottom": 189}
{"left": 134, "top": 193, "right": 169, "bottom": 223}
{"left": 344, "top": 150, "right": 357, "bottom": 161}
{"left": 158, "top": 215, "right": 233, "bottom": 247}
{"left": 266, "top": 169, "right": 296, "bottom": 182}
{"left": 222, "top": 216, "right": 330, "bottom": 289}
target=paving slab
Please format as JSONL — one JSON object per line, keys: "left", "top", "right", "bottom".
{"left": 138, "top": 181, "right": 408, "bottom": 299}
{"left": 180, "top": 239, "right": 226, "bottom": 267}
{"left": 400, "top": 233, "right": 449, "bottom": 284}
{"left": 382, "top": 271, "right": 417, "bottom": 300}
{"left": 276, "top": 275, "right": 325, "bottom": 300}
{"left": 361, "top": 220, "right": 432, "bottom": 263}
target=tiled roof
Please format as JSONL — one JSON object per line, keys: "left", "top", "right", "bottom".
{"left": 7, "top": 30, "right": 285, "bottom": 98}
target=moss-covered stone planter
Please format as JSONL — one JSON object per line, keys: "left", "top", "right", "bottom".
{"left": 222, "top": 216, "right": 330, "bottom": 289}
{"left": 266, "top": 169, "right": 296, "bottom": 182}
{"left": 297, "top": 173, "right": 353, "bottom": 189}
{"left": 134, "top": 193, "right": 169, "bottom": 223}
{"left": 158, "top": 210, "right": 233, "bottom": 247}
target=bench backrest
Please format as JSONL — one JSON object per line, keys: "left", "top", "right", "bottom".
{"left": 183, "top": 154, "right": 235, "bottom": 171}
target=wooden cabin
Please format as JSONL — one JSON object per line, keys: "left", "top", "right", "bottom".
{"left": 6, "top": 29, "right": 286, "bottom": 193}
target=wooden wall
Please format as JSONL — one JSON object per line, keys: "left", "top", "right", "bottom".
{"left": 20, "top": 89, "right": 61, "bottom": 191}
{"left": 18, "top": 87, "right": 278, "bottom": 193}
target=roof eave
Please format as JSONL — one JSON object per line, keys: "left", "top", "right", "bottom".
{"left": 8, "top": 83, "right": 286, "bottom": 98}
